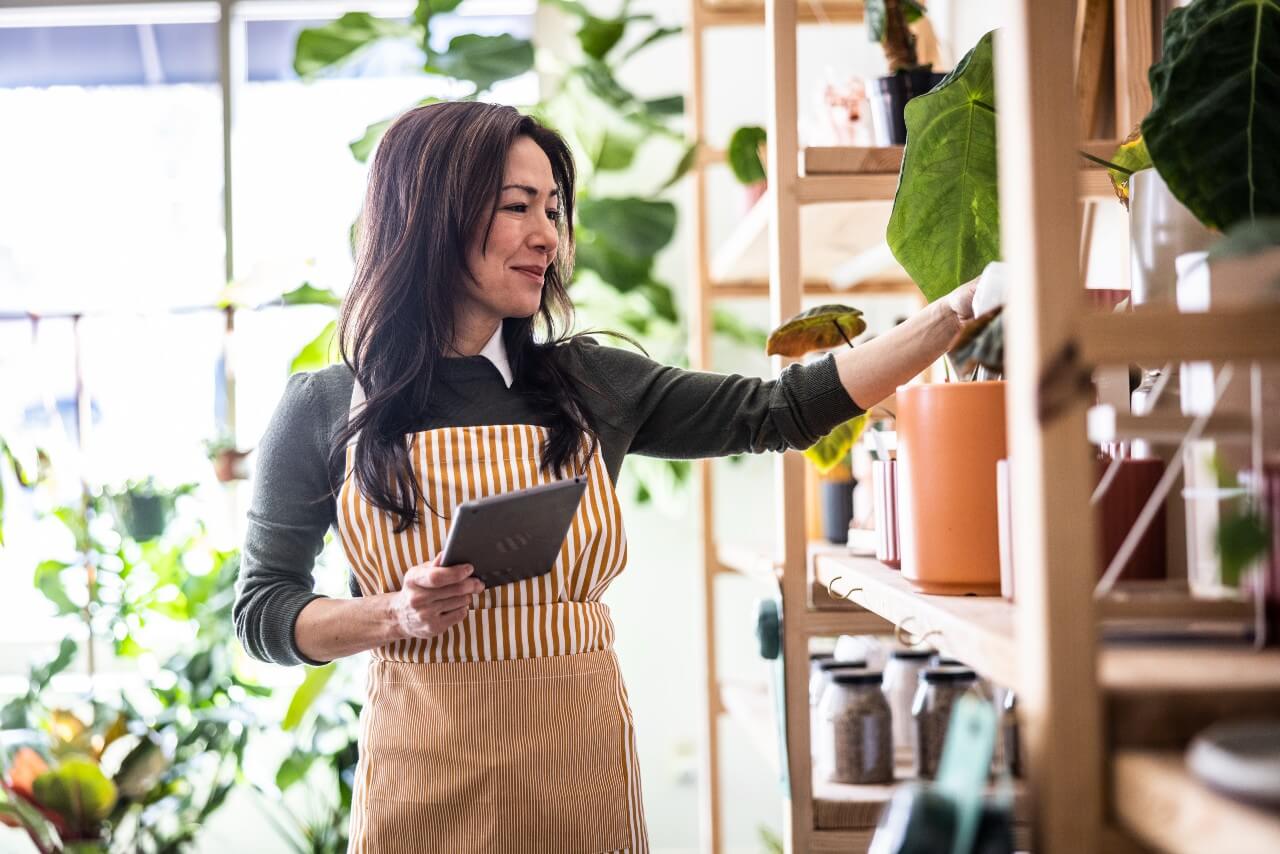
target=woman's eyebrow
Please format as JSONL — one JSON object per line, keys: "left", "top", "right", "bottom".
{"left": 501, "top": 183, "right": 560, "bottom": 199}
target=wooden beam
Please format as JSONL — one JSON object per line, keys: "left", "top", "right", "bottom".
{"left": 1080, "top": 307, "right": 1280, "bottom": 364}
{"left": 1075, "top": 0, "right": 1113, "bottom": 136}
{"left": 997, "top": 2, "right": 1103, "bottom": 852}
{"left": 1113, "top": 0, "right": 1154, "bottom": 133}
{"left": 802, "top": 146, "right": 904, "bottom": 175}
{"left": 764, "top": 2, "right": 815, "bottom": 851}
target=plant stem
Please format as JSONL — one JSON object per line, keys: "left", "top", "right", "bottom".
{"left": 1078, "top": 150, "right": 1132, "bottom": 174}
{"left": 833, "top": 319, "right": 854, "bottom": 349}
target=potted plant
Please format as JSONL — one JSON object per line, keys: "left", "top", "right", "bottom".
{"left": 203, "top": 434, "right": 252, "bottom": 483}
{"left": 765, "top": 305, "right": 870, "bottom": 544}
{"left": 864, "top": 0, "right": 945, "bottom": 145}
{"left": 103, "top": 477, "right": 196, "bottom": 543}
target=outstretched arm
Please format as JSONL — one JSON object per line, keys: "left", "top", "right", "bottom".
{"left": 833, "top": 281, "right": 977, "bottom": 410}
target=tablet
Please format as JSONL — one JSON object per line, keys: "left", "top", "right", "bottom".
{"left": 438, "top": 475, "right": 589, "bottom": 589}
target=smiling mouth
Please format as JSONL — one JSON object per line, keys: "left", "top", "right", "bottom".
{"left": 513, "top": 267, "right": 545, "bottom": 282}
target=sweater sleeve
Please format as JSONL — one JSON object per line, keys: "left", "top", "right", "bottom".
{"left": 232, "top": 372, "right": 336, "bottom": 667}
{"left": 569, "top": 338, "right": 864, "bottom": 459}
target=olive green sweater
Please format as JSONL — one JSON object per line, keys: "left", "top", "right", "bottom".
{"left": 233, "top": 337, "right": 862, "bottom": 666}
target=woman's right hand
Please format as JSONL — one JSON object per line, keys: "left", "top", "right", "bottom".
{"left": 390, "top": 555, "right": 485, "bottom": 639}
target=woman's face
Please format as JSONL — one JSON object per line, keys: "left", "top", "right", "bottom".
{"left": 460, "top": 136, "right": 561, "bottom": 329}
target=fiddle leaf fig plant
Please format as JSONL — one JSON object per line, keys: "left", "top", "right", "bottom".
{"left": 1141, "top": 0, "right": 1280, "bottom": 231}
{"left": 886, "top": 30, "right": 998, "bottom": 303}
{"left": 766, "top": 305, "right": 869, "bottom": 474}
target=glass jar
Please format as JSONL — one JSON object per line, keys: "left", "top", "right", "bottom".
{"left": 881, "top": 648, "right": 933, "bottom": 758}
{"left": 811, "top": 659, "right": 868, "bottom": 763}
{"left": 818, "top": 670, "right": 893, "bottom": 784}
{"left": 912, "top": 666, "right": 978, "bottom": 779}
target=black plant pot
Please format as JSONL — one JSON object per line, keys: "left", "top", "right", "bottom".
{"left": 870, "top": 69, "right": 948, "bottom": 145}
{"left": 820, "top": 478, "right": 857, "bottom": 545}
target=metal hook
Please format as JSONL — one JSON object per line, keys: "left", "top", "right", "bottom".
{"left": 825, "top": 576, "right": 863, "bottom": 601}
{"left": 894, "top": 615, "right": 942, "bottom": 648}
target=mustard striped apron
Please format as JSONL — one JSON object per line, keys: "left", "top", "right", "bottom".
{"left": 336, "top": 380, "right": 648, "bottom": 853}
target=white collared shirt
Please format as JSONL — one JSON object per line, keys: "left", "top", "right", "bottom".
{"left": 478, "top": 324, "right": 514, "bottom": 388}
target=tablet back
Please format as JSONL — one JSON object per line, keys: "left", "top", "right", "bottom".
{"left": 439, "top": 475, "right": 589, "bottom": 588}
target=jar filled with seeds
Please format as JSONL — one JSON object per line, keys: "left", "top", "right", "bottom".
{"left": 818, "top": 670, "right": 893, "bottom": 784}
{"left": 912, "top": 666, "right": 978, "bottom": 779}
{"left": 811, "top": 659, "right": 868, "bottom": 765}
{"left": 882, "top": 648, "right": 933, "bottom": 758}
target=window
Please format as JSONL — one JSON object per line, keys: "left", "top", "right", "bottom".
{"left": 0, "top": 0, "right": 538, "bottom": 650}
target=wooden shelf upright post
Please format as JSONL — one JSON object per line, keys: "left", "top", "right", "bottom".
{"left": 997, "top": 3, "right": 1103, "bottom": 852}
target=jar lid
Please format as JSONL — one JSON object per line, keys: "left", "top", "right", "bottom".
{"left": 930, "top": 655, "right": 965, "bottom": 667}
{"left": 920, "top": 666, "right": 978, "bottom": 683}
{"left": 830, "top": 670, "right": 884, "bottom": 686}
{"left": 818, "top": 658, "right": 867, "bottom": 671}
{"left": 890, "top": 648, "right": 934, "bottom": 660}
{"left": 810, "top": 652, "right": 836, "bottom": 662}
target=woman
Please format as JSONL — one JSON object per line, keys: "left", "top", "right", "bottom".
{"left": 233, "top": 101, "right": 974, "bottom": 853}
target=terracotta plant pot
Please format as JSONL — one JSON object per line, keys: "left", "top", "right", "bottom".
{"left": 896, "top": 381, "right": 1007, "bottom": 595}
{"left": 212, "top": 448, "right": 252, "bottom": 483}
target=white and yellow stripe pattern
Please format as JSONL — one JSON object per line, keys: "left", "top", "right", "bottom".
{"left": 337, "top": 408, "right": 647, "bottom": 853}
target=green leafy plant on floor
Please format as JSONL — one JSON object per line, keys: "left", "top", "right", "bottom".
{"left": 4, "top": 537, "right": 263, "bottom": 853}
{"left": 765, "top": 304, "right": 870, "bottom": 473}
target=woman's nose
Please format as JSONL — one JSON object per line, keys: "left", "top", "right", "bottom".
{"left": 532, "top": 213, "right": 558, "bottom": 255}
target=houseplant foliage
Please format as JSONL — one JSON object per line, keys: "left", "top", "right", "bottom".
{"left": 865, "top": 0, "right": 928, "bottom": 73}
{"left": 1140, "top": 0, "right": 1279, "bottom": 231}
{"left": 885, "top": 30, "right": 997, "bottom": 302}
{"left": 764, "top": 305, "right": 868, "bottom": 473}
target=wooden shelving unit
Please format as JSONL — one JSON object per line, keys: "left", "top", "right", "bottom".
{"left": 685, "top": 0, "right": 1280, "bottom": 852}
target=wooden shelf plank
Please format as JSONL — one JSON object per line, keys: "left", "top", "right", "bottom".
{"left": 1080, "top": 306, "right": 1280, "bottom": 364}
{"left": 1087, "top": 405, "right": 1253, "bottom": 444}
{"left": 812, "top": 551, "right": 1019, "bottom": 687}
{"left": 1103, "top": 647, "right": 1280, "bottom": 748}
{"left": 803, "top": 146, "right": 903, "bottom": 175}
{"left": 1113, "top": 750, "right": 1280, "bottom": 853}
{"left": 709, "top": 278, "right": 919, "bottom": 299}
{"left": 794, "top": 166, "right": 1112, "bottom": 204}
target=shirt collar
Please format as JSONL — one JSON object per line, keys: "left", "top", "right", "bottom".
{"left": 478, "top": 324, "right": 514, "bottom": 388}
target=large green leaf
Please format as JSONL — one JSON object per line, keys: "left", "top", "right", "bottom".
{"left": 886, "top": 30, "right": 999, "bottom": 302}
{"left": 1143, "top": 0, "right": 1280, "bottom": 231}
{"left": 727, "top": 126, "right": 766, "bottom": 185}
{"left": 34, "top": 559, "right": 79, "bottom": 616}
{"left": 765, "top": 305, "right": 866, "bottom": 357}
{"left": 280, "top": 283, "right": 341, "bottom": 307}
{"left": 803, "top": 415, "right": 869, "bottom": 474}
{"left": 1209, "top": 216, "right": 1280, "bottom": 260}
{"left": 291, "top": 321, "right": 339, "bottom": 373}
{"left": 293, "top": 13, "right": 413, "bottom": 78}
{"left": 428, "top": 33, "right": 534, "bottom": 93}
{"left": 32, "top": 759, "right": 117, "bottom": 837}
{"left": 283, "top": 663, "right": 336, "bottom": 731}
{"left": 577, "top": 197, "right": 677, "bottom": 258}
{"left": 578, "top": 16, "right": 627, "bottom": 60}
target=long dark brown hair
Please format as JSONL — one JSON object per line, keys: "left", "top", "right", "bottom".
{"left": 326, "top": 101, "right": 599, "bottom": 534}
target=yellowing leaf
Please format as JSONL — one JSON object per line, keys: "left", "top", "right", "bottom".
{"left": 803, "top": 415, "right": 869, "bottom": 474}
{"left": 1107, "top": 128, "right": 1152, "bottom": 209}
{"left": 765, "top": 305, "right": 866, "bottom": 357}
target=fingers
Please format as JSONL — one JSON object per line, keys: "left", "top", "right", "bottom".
{"left": 426, "top": 595, "right": 474, "bottom": 617}
{"left": 404, "top": 559, "right": 476, "bottom": 590}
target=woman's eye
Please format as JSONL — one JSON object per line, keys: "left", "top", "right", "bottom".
{"left": 547, "top": 209, "right": 562, "bottom": 222}
{"left": 505, "top": 204, "right": 528, "bottom": 213}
